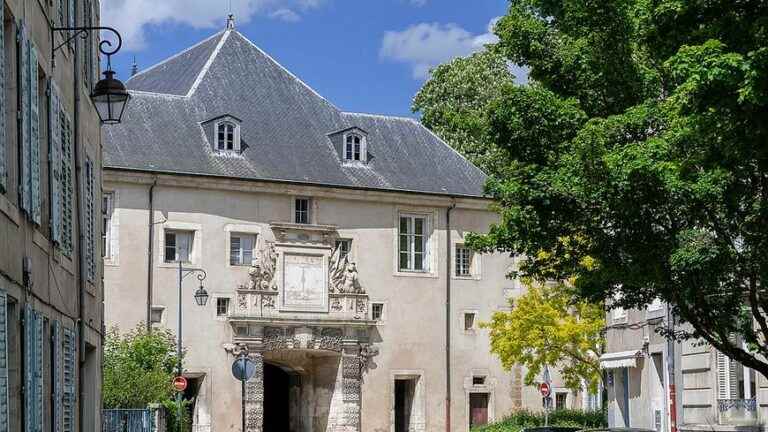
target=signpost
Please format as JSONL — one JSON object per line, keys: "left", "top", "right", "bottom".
{"left": 541, "top": 365, "right": 552, "bottom": 426}
{"left": 232, "top": 354, "right": 257, "bottom": 432}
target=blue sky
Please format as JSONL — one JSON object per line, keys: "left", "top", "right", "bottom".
{"left": 102, "top": 0, "right": 513, "bottom": 117}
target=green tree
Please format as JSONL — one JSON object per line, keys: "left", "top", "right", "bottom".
{"left": 103, "top": 325, "right": 179, "bottom": 408}
{"left": 418, "top": 0, "right": 768, "bottom": 377}
{"left": 483, "top": 282, "right": 604, "bottom": 393}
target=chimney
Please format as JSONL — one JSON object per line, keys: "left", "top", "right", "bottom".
{"left": 226, "top": 14, "right": 235, "bottom": 30}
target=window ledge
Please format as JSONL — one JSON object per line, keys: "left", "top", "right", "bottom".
{"left": 0, "top": 193, "right": 20, "bottom": 226}
{"left": 452, "top": 275, "right": 481, "bottom": 281}
{"left": 159, "top": 261, "right": 195, "bottom": 269}
{"left": 393, "top": 270, "right": 438, "bottom": 279}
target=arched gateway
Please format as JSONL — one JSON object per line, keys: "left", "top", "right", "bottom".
{"left": 225, "top": 222, "right": 377, "bottom": 432}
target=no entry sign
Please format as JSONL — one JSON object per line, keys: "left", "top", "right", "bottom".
{"left": 173, "top": 376, "right": 188, "bottom": 392}
{"left": 539, "top": 382, "right": 551, "bottom": 398}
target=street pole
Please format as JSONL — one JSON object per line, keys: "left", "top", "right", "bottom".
{"left": 241, "top": 356, "right": 247, "bottom": 432}
{"left": 177, "top": 261, "right": 183, "bottom": 432}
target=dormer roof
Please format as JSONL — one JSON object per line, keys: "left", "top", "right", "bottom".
{"left": 103, "top": 29, "right": 487, "bottom": 198}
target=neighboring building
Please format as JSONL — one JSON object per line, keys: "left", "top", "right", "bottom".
{"left": 102, "top": 19, "right": 584, "bottom": 432}
{"left": 0, "top": 0, "right": 105, "bottom": 431}
{"left": 602, "top": 302, "right": 767, "bottom": 432}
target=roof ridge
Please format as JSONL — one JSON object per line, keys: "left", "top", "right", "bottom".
{"left": 186, "top": 29, "right": 232, "bottom": 97}
{"left": 127, "top": 30, "right": 226, "bottom": 84}
{"left": 127, "top": 89, "right": 189, "bottom": 99}
{"left": 231, "top": 30, "right": 340, "bottom": 111}
{"left": 342, "top": 111, "right": 419, "bottom": 122}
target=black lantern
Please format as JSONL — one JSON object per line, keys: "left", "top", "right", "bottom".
{"left": 194, "top": 284, "right": 209, "bottom": 307}
{"left": 91, "top": 70, "right": 130, "bottom": 124}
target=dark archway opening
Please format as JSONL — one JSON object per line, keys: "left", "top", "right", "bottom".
{"left": 263, "top": 363, "right": 291, "bottom": 432}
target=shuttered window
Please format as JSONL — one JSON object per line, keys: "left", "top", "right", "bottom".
{"left": 19, "top": 27, "right": 41, "bottom": 224}
{"left": 0, "top": 0, "right": 6, "bottom": 195}
{"left": 23, "top": 306, "right": 43, "bottom": 432}
{"left": 0, "top": 290, "right": 8, "bottom": 432}
{"left": 67, "top": 0, "right": 75, "bottom": 50}
{"left": 49, "top": 81, "right": 62, "bottom": 244}
{"left": 716, "top": 350, "right": 739, "bottom": 399}
{"left": 62, "top": 328, "right": 76, "bottom": 432}
{"left": 52, "top": 321, "right": 62, "bottom": 432}
{"left": 60, "top": 110, "right": 73, "bottom": 256}
{"left": 85, "top": 157, "right": 95, "bottom": 281}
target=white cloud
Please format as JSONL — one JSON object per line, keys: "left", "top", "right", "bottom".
{"left": 270, "top": 8, "right": 301, "bottom": 23}
{"left": 101, "top": 0, "right": 323, "bottom": 51}
{"left": 380, "top": 17, "right": 500, "bottom": 79}
{"left": 409, "top": 0, "right": 428, "bottom": 6}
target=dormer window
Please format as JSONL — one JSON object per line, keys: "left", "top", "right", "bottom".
{"left": 217, "top": 122, "right": 236, "bottom": 151}
{"left": 345, "top": 134, "right": 362, "bottom": 161}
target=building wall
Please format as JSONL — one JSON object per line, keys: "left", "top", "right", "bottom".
{"left": 0, "top": 0, "right": 104, "bottom": 431}
{"left": 103, "top": 170, "right": 579, "bottom": 432}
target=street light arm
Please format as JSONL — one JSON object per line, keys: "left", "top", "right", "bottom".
{"left": 52, "top": 26, "right": 123, "bottom": 58}
{"left": 180, "top": 267, "right": 207, "bottom": 282}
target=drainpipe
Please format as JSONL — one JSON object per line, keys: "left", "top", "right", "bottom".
{"left": 72, "top": 1, "right": 86, "bottom": 429}
{"left": 446, "top": 200, "right": 456, "bottom": 432}
{"left": 666, "top": 305, "right": 677, "bottom": 432}
{"left": 146, "top": 179, "right": 157, "bottom": 331}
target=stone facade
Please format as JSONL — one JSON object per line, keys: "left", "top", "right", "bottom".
{"left": 0, "top": 0, "right": 105, "bottom": 430}
{"left": 102, "top": 171, "right": 583, "bottom": 432}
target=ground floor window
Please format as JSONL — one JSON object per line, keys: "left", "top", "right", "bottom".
{"left": 469, "top": 393, "right": 489, "bottom": 428}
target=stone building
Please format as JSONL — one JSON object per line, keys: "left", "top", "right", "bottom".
{"left": 102, "top": 20, "right": 582, "bottom": 432}
{"left": 602, "top": 302, "right": 768, "bottom": 432}
{"left": 0, "top": 0, "right": 106, "bottom": 431}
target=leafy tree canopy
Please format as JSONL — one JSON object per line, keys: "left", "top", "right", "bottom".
{"left": 416, "top": 0, "right": 768, "bottom": 377}
{"left": 483, "top": 282, "right": 604, "bottom": 393}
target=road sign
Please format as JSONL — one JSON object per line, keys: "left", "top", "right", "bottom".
{"left": 173, "top": 376, "right": 188, "bottom": 392}
{"left": 232, "top": 356, "right": 257, "bottom": 382}
{"left": 539, "top": 382, "right": 551, "bottom": 398}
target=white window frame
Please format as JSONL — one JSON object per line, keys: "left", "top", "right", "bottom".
{"left": 371, "top": 302, "right": 385, "bottom": 322}
{"left": 294, "top": 197, "right": 312, "bottom": 224}
{"left": 462, "top": 310, "right": 479, "bottom": 333}
{"left": 215, "top": 297, "right": 231, "bottom": 318}
{"left": 102, "top": 190, "right": 118, "bottom": 264}
{"left": 214, "top": 119, "right": 241, "bottom": 153}
{"left": 159, "top": 222, "right": 202, "bottom": 266}
{"left": 230, "top": 233, "right": 256, "bottom": 266}
{"left": 453, "top": 242, "right": 481, "bottom": 280}
{"left": 335, "top": 238, "right": 352, "bottom": 260}
{"left": 393, "top": 209, "right": 438, "bottom": 277}
{"left": 398, "top": 213, "right": 429, "bottom": 273}
{"left": 149, "top": 305, "right": 165, "bottom": 325}
{"left": 343, "top": 131, "right": 367, "bottom": 162}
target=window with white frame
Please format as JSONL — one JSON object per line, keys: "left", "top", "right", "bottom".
{"left": 464, "top": 312, "right": 476, "bottom": 331}
{"left": 102, "top": 192, "right": 114, "bottom": 259}
{"left": 164, "top": 230, "right": 193, "bottom": 263}
{"left": 371, "top": 303, "right": 384, "bottom": 321}
{"left": 230, "top": 234, "right": 255, "bottom": 266}
{"left": 216, "top": 298, "right": 230, "bottom": 317}
{"left": 216, "top": 121, "right": 238, "bottom": 151}
{"left": 345, "top": 133, "right": 364, "bottom": 161}
{"left": 295, "top": 198, "right": 311, "bottom": 224}
{"left": 399, "top": 214, "right": 428, "bottom": 271}
{"left": 455, "top": 245, "right": 474, "bottom": 277}
{"left": 335, "top": 239, "right": 352, "bottom": 259}
{"left": 150, "top": 306, "right": 164, "bottom": 324}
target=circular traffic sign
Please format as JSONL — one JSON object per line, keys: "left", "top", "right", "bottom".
{"left": 173, "top": 376, "right": 188, "bottom": 392}
{"left": 539, "top": 382, "right": 551, "bottom": 398}
{"left": 232, "top": 357, "right": 257, "bottom": 382}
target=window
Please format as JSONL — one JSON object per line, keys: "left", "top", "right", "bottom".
{"left": 102, "top": 192, "right": 114, "bottom": 259}
{"left": 372, "top": 303, "right": 384, "bottom": 321}
{"left": 217, "top": 122, "right": 236, "bottom": 151}
{"left": 555, "top": 392, "right": 567, "bottom": 410}
{"left": 335, "top": 239, "right": 352, "bottom": 259}
{"left": 455, "top": 245, "right": 473, "bottom": 277}
{"left": 85, "top": 158, "right": 95, "bottom": 281}
{"left": 165, "top": 230, "right": 193, "bottom": 263}
{"left": 216, "top": 298, "right": 230, "bottom": 317}
{"left": 345, "top": 134, "right": 363, "bottom": 161}
{"left": 295, "top": 198, "right": 311, "bottom": 224}
{"left": 230, "top": 234, "right": 255, "bottom": 266}
{"left": 150, "top": 306, "right": 164, "bottom": 324}
{"left": 464, "top": 312, "right": 476, "bottom": 331}
{"left": 472, "top": 376, "right": 486, "bottom": 386}
{"left": 399, "top": 214, "right": 428, "bottom": 271}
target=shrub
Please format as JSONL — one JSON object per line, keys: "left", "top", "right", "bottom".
{"left": 471, "top": 409, "right": 607, "bottom": 432}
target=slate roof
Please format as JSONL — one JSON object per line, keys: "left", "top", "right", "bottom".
{"left": 104, "top": 29, "right": 487, "bottom": 198}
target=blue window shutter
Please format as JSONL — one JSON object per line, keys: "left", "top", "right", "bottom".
{"left": 0, "top": 0, "right": 6, "bottom": 194}
{"left": 32, "top": 312, "right": 42, "bottom": 432}
{"left": 19, "top": 26, "right": 30, "bottom": 214}
{"left": 62, "top": 327, "right": 75, "bottom": 432}
{"left": 23, "top": 305, "right": 33, "bottom": 432}
{"left": 67, "top": 0, "right": 75, "bottom": 49}
{"left": 52, "top": 321, "right": 62, "bottom": 432}
{"left": 85, "top": 158, "right": 95, "bottom": 281}
{"left": 49, "top": 81, "right": 61, "bottom": 244}
{"left": 60, "top": 110, "right": 73, "bottom": 256}
{"left": 0, "top": 290, "right": 8, "bottom": 432}
{"left": 29, "top": 39, "right": 40, "bottom": 225}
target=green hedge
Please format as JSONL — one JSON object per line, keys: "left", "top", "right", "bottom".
{"left": 471, "top": 409, "right": 607, "bottom": 432}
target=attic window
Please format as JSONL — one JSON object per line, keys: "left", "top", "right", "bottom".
{"left": 216, "top": 121, "right": 240, "bottom": 152}
{"left": 342, "top": 131, "right": 368, "bottom": 163}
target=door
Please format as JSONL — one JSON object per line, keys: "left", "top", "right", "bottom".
{"left": 469, "top": 393, "right": 489, "bottom": 428}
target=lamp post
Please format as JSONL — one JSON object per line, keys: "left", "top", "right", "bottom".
{"left": 51, "top": 25, "right": 131, "bottom": 124}
{"left": 175, "top": 261, "right": 209, "bottom": 432}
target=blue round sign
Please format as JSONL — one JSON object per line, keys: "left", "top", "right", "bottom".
{"left": 232, "top": 357, "right": 256, "bottom": 382}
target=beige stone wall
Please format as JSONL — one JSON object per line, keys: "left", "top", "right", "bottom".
{"left": 104, "top": 170, "right": 580, "bottom": 432}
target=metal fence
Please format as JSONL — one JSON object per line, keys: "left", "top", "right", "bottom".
{"left": 102, "top": 409, "right": 156, "bottom": 432}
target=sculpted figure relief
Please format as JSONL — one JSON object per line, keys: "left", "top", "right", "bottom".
{"left": 329, "top": 244, "right": 365, "bottom": 294}
{"left": 248, "top": 242, "right": 278, "bottom": 291}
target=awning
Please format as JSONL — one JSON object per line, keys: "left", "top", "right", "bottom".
{"left": 599, "top": 350, "right": 643, "bottom": 369}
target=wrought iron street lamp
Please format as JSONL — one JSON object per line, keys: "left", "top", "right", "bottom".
{"left": 52, "top": 26, "right": 131, "bottom": 124}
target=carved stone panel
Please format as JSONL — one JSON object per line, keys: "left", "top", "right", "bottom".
{"left": 244, "top": 354, "right": 264, "bottom": 432}
{"left": 281, "top": 253, "right": 328, "bottom": 312}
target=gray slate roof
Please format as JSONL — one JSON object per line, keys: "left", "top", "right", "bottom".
{"left": 104, "top": 29, "right": 487, "bottom": 197}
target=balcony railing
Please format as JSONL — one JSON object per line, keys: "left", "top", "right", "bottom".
{"left": 717, "top": 399, "right": 757, "bottom": 425}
